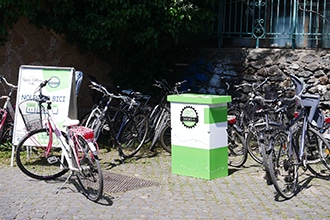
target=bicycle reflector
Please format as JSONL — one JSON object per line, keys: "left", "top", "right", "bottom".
{"left": 227, "top": 115, "right": 236, "bottom": 125}
{"left": 325, "top": 117, "right": 330, "bottom": 124}
{"left": 71, "top": 126, "right": 95, "bottom": 141}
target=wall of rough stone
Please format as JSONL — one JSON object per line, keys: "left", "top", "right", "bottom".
{"left": 0, "top": 17, "right": 113, "bottom": 115}
{"left": 181, "top": 48, "right": 330, "bottom": 110}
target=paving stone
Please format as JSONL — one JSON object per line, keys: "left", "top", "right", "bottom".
{"left": 1, "top": 150, "right": 330, "bottom": 219}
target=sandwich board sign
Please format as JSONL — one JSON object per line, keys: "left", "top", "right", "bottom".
{"left": 12, "top": 65, "right": 77, "bottom": 146}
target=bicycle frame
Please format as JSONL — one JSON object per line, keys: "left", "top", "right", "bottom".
{"left": 31, "top": 101, "right": 80, "bottom": 171}
{"left": 287, "top": 106, "right": 322, "bottom": 165}
{"left": 0, "top": 77, "right": 17, "bottom": 132}
{"left": 31, "top": 100, "right": 98, "bottom": 172}
{"left": 283, "top": 76, "right": 329, "bottom": 166}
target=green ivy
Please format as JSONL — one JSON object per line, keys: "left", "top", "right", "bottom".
{"left": 0, "top": 0, "right": 217, "bottom": 91}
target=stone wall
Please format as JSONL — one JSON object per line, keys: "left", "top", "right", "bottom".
{"left": 181, "top": 48, "right": 330, "bottom": 110}
{"left": 0, "top": 17, "right": 113, "bottom": 113}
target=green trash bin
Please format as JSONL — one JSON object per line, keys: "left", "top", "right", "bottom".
{"left": 167, "top": 93, "right": 231, "bottom": 180}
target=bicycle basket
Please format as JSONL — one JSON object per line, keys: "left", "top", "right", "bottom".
{"left": 18, "top": 100, "right": 45, "bottom": 131}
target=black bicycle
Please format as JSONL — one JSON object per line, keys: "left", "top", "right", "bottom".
{"left": 82, "top": 79, "right": 149, "bottom": 160}
{"left": 147, "top": 79, "right": 187, "bottom": 154}
{"left": 266, "top": 73, "right": 330, "bottom": 199}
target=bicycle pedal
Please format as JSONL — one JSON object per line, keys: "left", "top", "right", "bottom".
{"left": 47, "top": 156, "right": 58, "bottom": 164}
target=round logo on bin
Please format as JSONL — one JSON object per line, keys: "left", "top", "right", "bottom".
{"left": 180, "top": 106, "right": 198, "bottom": 128}
{"left": 47, "top": 76, "right": 60, "bottom": 88}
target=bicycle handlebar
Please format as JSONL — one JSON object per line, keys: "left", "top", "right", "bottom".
{"left": 32, "top": 78, "right": 54, "bottom": 103}
{"left": 153, "top": 79, "right": 187, "bottom": 94}
{"left": 234, "top": 77, "right": 269, "bottom": 91}
{"left": 0, "top": 75, "right": 18, "bottom": 89}
{"left": 175, "top": 80, "right": 187, "bottom": 87}
{"left": 89, "top": 80, "right": 139, "bottom": 106}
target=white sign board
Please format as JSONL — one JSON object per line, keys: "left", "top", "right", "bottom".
{"left": 12, "top": 65, "right": 77, "bottom": 145}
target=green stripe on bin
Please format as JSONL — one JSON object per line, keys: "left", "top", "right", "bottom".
{"left": 167, "top": 94, "right": 231, "bottom": 105}
{"left": 204, "top": 106, "right": 227, "bottom": 124}
{"left": 172, "top": 145, "right": 228, "bottom": 180}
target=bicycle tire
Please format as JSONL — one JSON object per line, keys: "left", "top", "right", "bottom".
{"left": 260, "top": 129, "right": 287, "bottom": 185}
{"left": 75, "top": 136, "right": 103, "bottom": 202}
{"left": 144, "top": 104, "right": 161, "bottom": 143}
{"left": 15, "top": 128, "right": 69, "bottom": 180}
{"left": 268, "top": 131, "right": 299, "bottom": 199}
{"left": 0, "top": 121, "right": 13, "bottom": 144}
{"left": 228, "top": 124, "right": 247, "bottom": 167}
{"left": 159, "top": 122, "right": 171, "bottom": 153}
{"left": 118, "top": 113, "right": 148, "bottom": 158}
{"left": 298, "top": 127, "right": 330, "bottom": 179}
{"left": 246, "top": 122, "right": 282, "bottom": 164}
{"left": 260, "top": 140, "right": 272, "bottom": 185}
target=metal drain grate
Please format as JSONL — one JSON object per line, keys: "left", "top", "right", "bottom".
{"left": 103, "top": 171, "right": 160, "bottom": 193}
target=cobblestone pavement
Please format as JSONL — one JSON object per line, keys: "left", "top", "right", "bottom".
{"left": 1, "top": 148, "right": 330, "bottom": 220}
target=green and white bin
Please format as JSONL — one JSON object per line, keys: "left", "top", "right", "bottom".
{"left": 167, "top": 93, "right": 231, "bottom": 180}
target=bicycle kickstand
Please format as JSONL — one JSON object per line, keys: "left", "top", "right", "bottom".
{"left": 55, "top": 171, "right": 74, "bottom": 194}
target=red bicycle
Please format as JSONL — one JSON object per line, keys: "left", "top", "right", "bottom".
{"left": 0, "top": 75, "right": 17, "bottom": 144}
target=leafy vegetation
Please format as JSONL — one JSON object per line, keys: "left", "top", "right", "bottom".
{"left": 0, "top": 0, "right": 217, "bottom": 92}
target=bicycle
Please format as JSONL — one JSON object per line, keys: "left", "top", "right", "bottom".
{"left": 266, "top": 73, "right": 330, "bottom": 199}
{"left": 84, "top": 79, "right": 149, "bottom": 160}
{"left": 231, "top": 77, "right": 293, "bottom": 165}
{"left": 227, "top": 113, "right": 247, "bottom": 167}
{"left": 213, "top": 77, "right": 247, "bottom": 168}
{"left": 147, "top": 79, "right": 187, "bottom": 154}
{"left": 15, "top": 77, "right": 103, "bottom": 202}
{"left": 0, "top": 75, "right": 17, "bottom": 144}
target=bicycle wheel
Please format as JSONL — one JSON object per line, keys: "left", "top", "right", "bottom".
{"left": 144, "top": 105, "right": 161, "bottom": 143}
{"left": 228, "top": 124, "right": 247, "bottom": 167}
{"left": 268, "top": 131, "right": 299, "bottom": 199}
{"left": 75, "top": 136, "right": 103, "bottom": 202}
{"left": 260, "top": 130, "right": 286, "bottom": 185}
{"left": 300, "top": 127, "right": 330, "bottom": 179}
{"left": 260, "top": 140, "right": 272, "bottom": 185}
{"left": 16, "top": 128, "right": 69, "bottom": 180}
{"left": 0, "top": 121, "right": 13, "bottom": 144}
{"left": 159, "top": 121, "right": 171, "bottom": 153}
{"left": 118, "top": 113, "right": 148, "bottom": 158}
{"left": 246, "top": 122, "right": 282, "bottom": 164}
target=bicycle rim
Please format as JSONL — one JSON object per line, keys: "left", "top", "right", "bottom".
{"left": 246, "top": 123, "right": 283, "bottom": 165}
{"left": 118, "top": 113, "right": 148, "bottom": 158}
{"left": 76, "top": 136, "right": 103, "bottom": 202}
{"left": 228, "top": 124, "right": 247, "bottom": 167}
{"left": 246, "top": 129, "right": 263, "bottom": 164}
{"left": 268, "top": 135, "right": 298, "bottom": 199}
{"left": 304, "top": 127, "right": 330, "bottom": 179}
{"left": 159, "top": 122, "right": 171, "bottom": 153}
{"left": 15, "top": 128, "right": 69, "bottom": 180}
